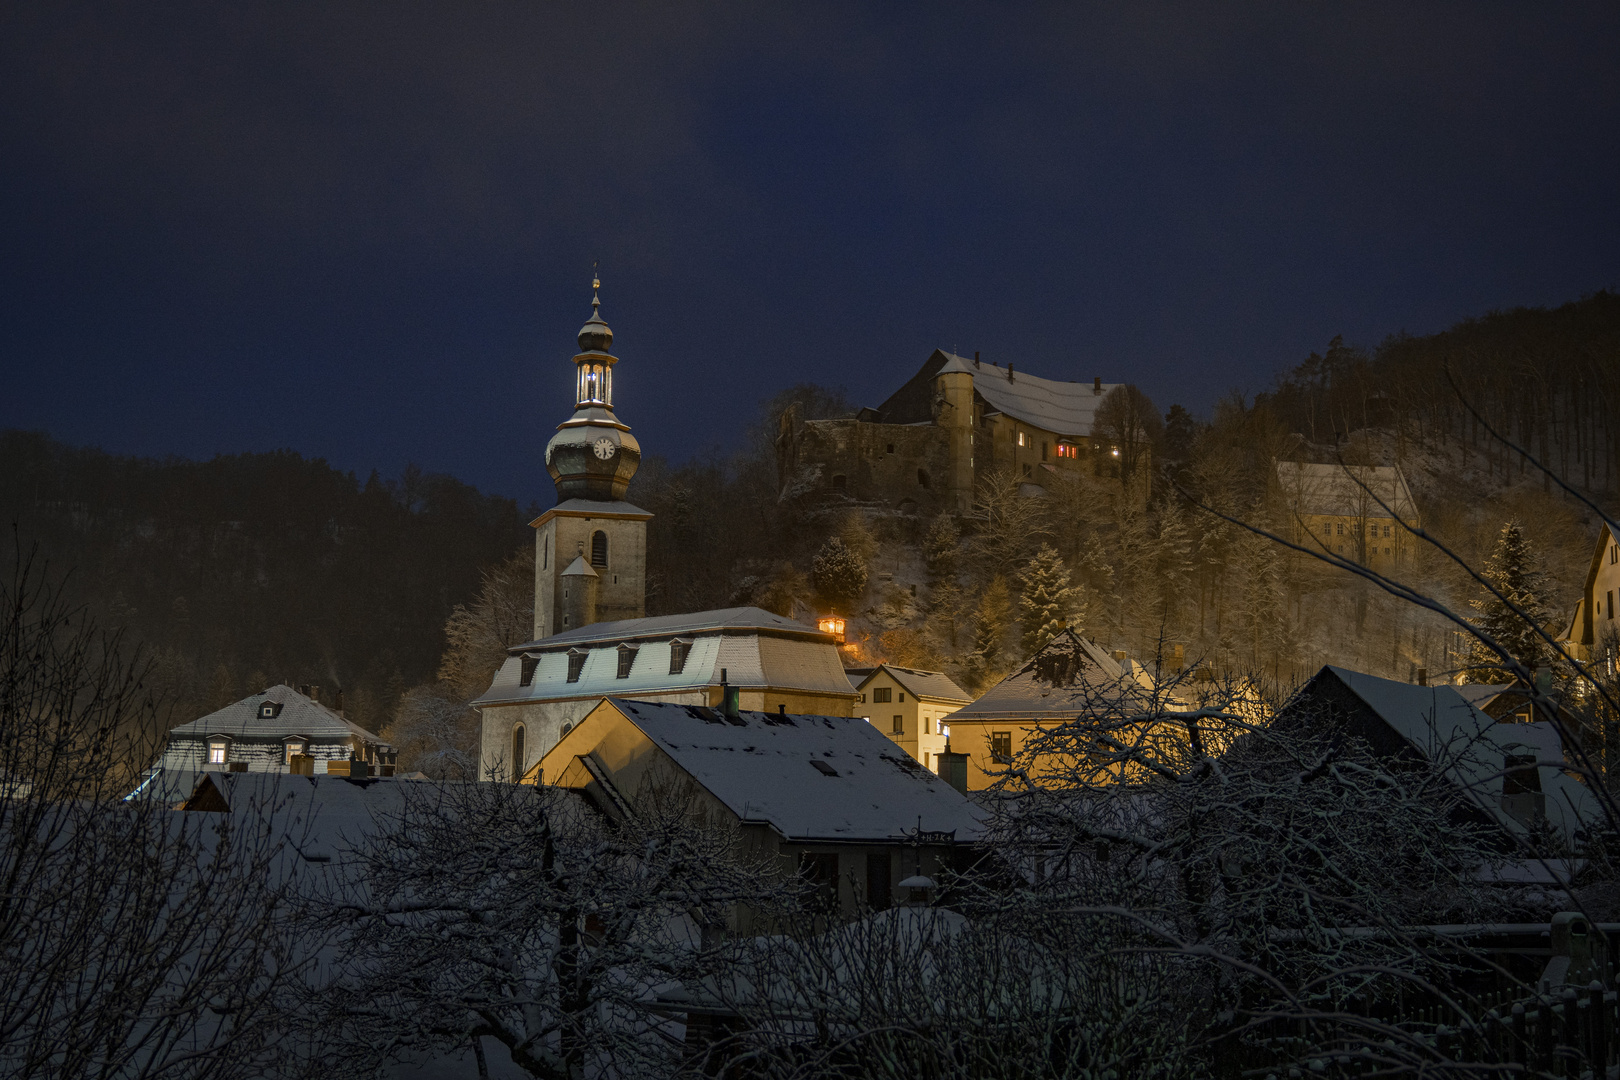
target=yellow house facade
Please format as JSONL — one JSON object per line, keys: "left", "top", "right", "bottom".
{"left": 850, "top": 665, "right": 971, "bottom": 773}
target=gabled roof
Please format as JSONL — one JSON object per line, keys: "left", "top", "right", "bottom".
{"left": 1274, "top": 460, "right": 1419, "bottom": 520}
{"left": 508, "top": 606, "right": 834, "bottom": 652}
{"left": 856, "top": 665, "right": 971, "bottom": 704}
{"left": 872, "top": 350, "right": 1120, "bottom": 438}
{"left": 586, "top": 698, "right": 985, "bottom": 842}
{"left": 945, "top": 630, "right": 1138, "bottom": 722}
{"left": 168, "top": 685, "right": 386, "bottom": 744}
{"left": 1290, "top": 666, "right": 1599, "bottom": 844}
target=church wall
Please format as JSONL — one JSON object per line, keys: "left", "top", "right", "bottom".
{"left": 534, "top": 512, "right": 648, "bottom": 638}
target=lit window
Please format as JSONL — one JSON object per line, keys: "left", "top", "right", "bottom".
{"left": 1017, "top": 432, "right": 1025, "bottom": 447}
{"left": 285, "top": 741, "right": 305, "bottom": 764}
{"left": 209, "top": 742, "right": 227, "bottom": 764}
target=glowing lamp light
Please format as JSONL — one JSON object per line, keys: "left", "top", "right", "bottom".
{"left": 817, "top": 616, "right": 846, "bottom": 643}
{"left": 1111, "top": 448, "right": 1120, "bottom": 457}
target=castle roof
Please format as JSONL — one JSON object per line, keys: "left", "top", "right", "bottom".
{"left": 935, "top": 352, "right": 1122, "bottom": 438}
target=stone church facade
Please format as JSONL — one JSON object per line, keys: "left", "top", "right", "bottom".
{"left": 776, "top": 349, "right": 1125, "bottom": 513}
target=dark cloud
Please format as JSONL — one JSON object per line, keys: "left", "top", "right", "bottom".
{"left": 0, "top": 3, "right": 1615, "bottom": 497}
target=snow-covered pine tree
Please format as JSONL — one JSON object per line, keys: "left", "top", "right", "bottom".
{"left": 963, "top": 575, "right": 1013, "bottom": 691}
{"left": 810, "top": 535, "right": 868, "bottom": 614}
{"left": 1468, "top": 520, "right": 1551, "bottom": 683}
{"left": 1018, "top": 544, "right": 1079, "bottom": 656}
{"left": 922, "top": 511, "right": 961, "bottom": 581}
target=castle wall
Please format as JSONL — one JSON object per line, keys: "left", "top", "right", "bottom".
{"left": 779, "top": 416, "right": 951, "bottom": 514}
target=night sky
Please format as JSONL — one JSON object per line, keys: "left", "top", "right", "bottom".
{"left": 1, "top": 4, "right": 1616, "bottom": 504}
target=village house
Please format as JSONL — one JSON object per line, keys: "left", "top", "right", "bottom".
{"left": 847, "top": 664, "right": 971, "bottom": 773}
{"left": 776, "top": 349, "right": 1127, "bottom": 514}
{"left": 475, "top": 607, "right": 860, "bottom": 781}
{"left": 533, "top": 696, "right": 985, "bottom": 920}
{"left": 158, "top": 684, "right": 397, "bottom": 778}
{"left": 1558, "top": 520, "right": 1620, "bottom": 667}
{"left": 941, "top": 630, "right": 1182, "bottom": 790}
{"left": 1274, "top": 460, "right": 1420, "bottom": 569}
{"left": 1278, "top": 666, "right": 1598, "bottom": 846}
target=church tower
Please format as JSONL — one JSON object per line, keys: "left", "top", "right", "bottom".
{"left": 531, "top": 277, "right": 651, "bottom": 638}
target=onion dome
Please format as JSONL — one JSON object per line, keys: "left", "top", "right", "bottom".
{"left": 577, "top": 281, "right": 612, "bottom": 353}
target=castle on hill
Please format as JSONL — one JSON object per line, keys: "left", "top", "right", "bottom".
{"left": 775, "top": 349, "right": 1125, "bottom": 514}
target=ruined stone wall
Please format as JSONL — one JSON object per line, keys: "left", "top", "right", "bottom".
{"left": 777, "top": 412, "right": 951, "bottom": 514}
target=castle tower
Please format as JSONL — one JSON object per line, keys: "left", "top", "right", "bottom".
{"left": 531, "top": 277, "right": 651, "bottom": 638}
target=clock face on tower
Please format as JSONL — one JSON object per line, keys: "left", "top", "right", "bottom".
{"left": 592, "top": 436, "right": 616, "bottom": 460}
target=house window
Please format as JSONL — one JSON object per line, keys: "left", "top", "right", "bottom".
{"left": 1041, "top": 442, "right": 1048, "bottom": 461}
{"left": 872, "top": 687, "right": 891, "bottom": 703}
{"left": 990, "top": 731, "right": 1012, "bottom": 763}
{"left": 1384, "top": 525, "right": 1392, "bottom": 537}
{"left": 898, "top": 692, "right": 905, "bottom": 702}
{"left": 591, "top": 531, "right": 608, "bottom": 568}
{"left": 616, "top": 644, "right": 638, "bottom": 679}
{"left": 917, "top": 469, "right": 929, "bottom": 488}
{"left": 799, "top": 852, "right": 840, "bottom": 908}
{"left": 1022, "top": 463, "right": 1032, "bottom": 478}
{"left": 209, "top": 741, "right": 228, "bottom": 764}
{"left": 285, "top": 740, "right": 306, "bottom": 764}
{"left": 886, "top": 443, "right": 895, "bottom": 454}
{"left": 923, "top": 716, "right": 931, "bottom": 734}
{"left": 1609, "top": 590, "right": 1614, "bottom": 620}
{"left": 923, "top": 752, "right": 930, "bottom": 769}
{"left": 1017, "top": 431, "right": 1026, "bottom": 447}
{"left": 892, "top": 714, "right": 903, "bottom": 734}
{"left": 566, "top": 650, "right": 587, "bottom": 682}
{"left": 831, "top": 474, "right": 846, "bottom": 490}
{"left": 669, "top": 639, "right": 690, "bottom": 674}
{"left": 512, "top": 724, "right": 525, "bottom": 776}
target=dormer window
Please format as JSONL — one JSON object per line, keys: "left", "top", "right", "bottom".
{"left": 520, "top": 654, "right": 540, "bottom": 686}
{"left": 616, "top": 643, "right": 639, "bottom": 679}
{"left": 566, "top": 649, "right": 588, "bottom": 683}
{"left": 669, "top": 638, "right": 691, "bottom": 675}
{"left": 257, "top": 700, "right": 283, "bottom": 720}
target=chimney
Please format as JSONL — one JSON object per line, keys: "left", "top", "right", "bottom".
{"left": 334, "top": 689, "right": 345, "bottom": 716}
{"left": 777, "top": 703, "right": 787, "bottom": 716}
{"left": 974, "top": 350, "right": 981, "bottom": 367}
{"left": 1007, "top": 363, "right": 1015, "bottom": 382}
{"left": 1093, "top": 376, "right": 1102, "bottom": 395}
{"left": 307, "top": 685, "right": 320, "bottom": 704}
{"left": 720, "top": 668, "right": 740, "bottom": 719}
{"left": 1416, "top": 668, "right": 1427, "bottom": 686}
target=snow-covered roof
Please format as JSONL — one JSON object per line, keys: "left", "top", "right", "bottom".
{"left": 945, "top": 631, "right": 1138, "bottom": 722}
{"left": 1312, "top": 666, "right": 1599, "bottom": 844}
{"left": 598, "top": 698, "right": 986, "bottom": 843}
{"left": 167, "top": 685, "right": 387, "bottom": 745}
{"left": 1274, "top": 461, "right": 1419, "bottom": 520}
{"left": 476, "top": 610, "right": 857, "bottom": 708}
{"left": 857, "top": 665, "right": 971, "bottom": 704}
{"left": 510, "top": 606, "right": 832, "bottom": 651}
{"left": 935, "top": 352, "right": 1120, "bottom": 438}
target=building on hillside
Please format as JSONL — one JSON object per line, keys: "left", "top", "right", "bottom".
{"left": 158, "top": 684, "right": 397, "bottom": 777}
{"left": 1274, "top": 460, "right": 1420, "bottom": 569}
{"left": 850, "top": 665, "right": 971, "bottom": 772}
{"left": 1558, "top": 521, "right": 1620, "bottom": 666}
{"left": 1277, "top": 665, "right": 1599, "bottom": 846}
{"left": 941, "top": 630, "right": 1188, "bottom": 791}
{"left": 776, "top": 350, "right": 1127, "bottom": 514}
{"left": 475, "top": 607, "right": 859, "bottom": 781}
{"left": 535, "top": 697, "right": 985, "bottom": 920}
{"left": 533, "top": 278, "right": 650, "bottom": 640}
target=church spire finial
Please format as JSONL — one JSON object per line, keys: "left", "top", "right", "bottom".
{"left": 591, "top": 261, "right": 600, "bottom": 314}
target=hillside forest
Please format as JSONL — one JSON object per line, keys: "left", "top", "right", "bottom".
{"left": 3, "top": 291, "right": 1616, "bottom": 775}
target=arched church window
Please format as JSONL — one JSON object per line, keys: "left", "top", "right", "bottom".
{"left": 591, "top": 531, "right": 608, "bottom": 567}
{"left": 511, "top": 723, "right": 526, "bottom": 779}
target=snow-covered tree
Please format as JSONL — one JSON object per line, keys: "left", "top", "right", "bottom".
{"left": 811, "top": 536, "right": 868, "bottom": 614}
{"left": 1017, "top": 544, "right": 1079, "bottom": 656}
{"left": 1468, "top": 520, "right": 1552, "bottom": 683}
{"left": 962, "top": 575, "right": 1013, "bottom": 691}
{"left": 319, "top": 779, "right": 790, "bottom": 1080}
{"left": 0, "top": 550, "right": 313, "bottom": 1080}
{"left": 922, "top": 511, "right": 961, "bottom": 581}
